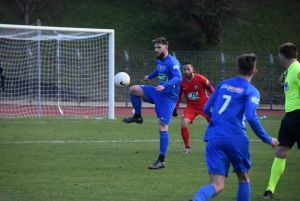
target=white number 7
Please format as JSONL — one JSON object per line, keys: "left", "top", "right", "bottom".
{"left": 218, "top": 95, "right": 231, "bottom": 114}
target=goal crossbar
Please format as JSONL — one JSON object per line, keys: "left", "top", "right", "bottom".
{"left": 0, "top": 24, "right": 114, "bottom": 33}
{"left": 0, "top": 24, "right": 115, "bottom": 119}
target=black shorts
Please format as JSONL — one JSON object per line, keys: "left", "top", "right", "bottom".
{"left": 278, "top": 109, "right": 300, "bottom": 149}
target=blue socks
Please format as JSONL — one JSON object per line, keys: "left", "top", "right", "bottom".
{"left": 237, "top": 182, "right": 250, "bottom": 201}
{"left": 193, "top": 182, "right": 250, "bottom": 201}
{"left": 130, "top": 94, "right": 141, "bottom": 114}
{"left": 159, "top": 131, "right": 169, "bottom": 156}
{"left": 131, "top": 94, "right": 169, "bottom": 160}
{"left": 194, "top": 184, "right": 215, "bottom": 201}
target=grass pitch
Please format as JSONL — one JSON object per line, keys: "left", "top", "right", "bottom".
{"left": 0, "top": 115, "right": 299, "bottom": 201}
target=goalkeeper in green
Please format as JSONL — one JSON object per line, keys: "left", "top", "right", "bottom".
{"left": 261, "top": 42, "right": 300, "bottom": 199}
{"left": 0, "top": 61, "right": 5, "bottom": 92}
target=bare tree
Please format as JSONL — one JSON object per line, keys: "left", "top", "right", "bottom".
{"left": 15, "top": 0, "right": 52, "bottom": 25}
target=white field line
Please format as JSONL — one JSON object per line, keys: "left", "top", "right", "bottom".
{"left": 0, "top": 119, "right": 280, "bottom": 124}
{"left": 2, "top": 139, "right": 262, "bottom": 144}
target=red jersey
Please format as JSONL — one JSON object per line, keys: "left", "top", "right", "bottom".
{"left": 176, "top": 73, "right": 214, "bottom": 109}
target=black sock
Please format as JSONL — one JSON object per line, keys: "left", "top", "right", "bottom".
{"left": 158, "top": 155, "right": 165, "bottom": 163}
{"left": 134, "top": 113, "right": 141, "bottom": 118}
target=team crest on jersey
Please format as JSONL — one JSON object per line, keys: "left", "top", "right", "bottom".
{"left": 194, "top": 85, "right": 199, "bottom": 90}
{"left": 158, "top": 65, "right": 166, "bottom": 71}
{"left": 187, "top": 92, "right": 199, "bottom": 100}
{"left": 284, "top": 82, "right": 289, "bottom": 91}
{"left": 158, "top": 73, "right": 168, "bottom": 82}
{"left": 221, "top": 84, "right": 243, "bottom": 93}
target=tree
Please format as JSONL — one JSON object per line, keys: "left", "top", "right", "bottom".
{"left": 15, "top": 0, "right": 56, "bottom": 25}
{"left": 0, "top": 0, "right": 61, "bottom": 25}
{"left": 158, "top": 0, "right": 244, "bottom": 48}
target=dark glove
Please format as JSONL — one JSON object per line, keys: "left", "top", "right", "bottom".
{"left": 1, "top": 75, "right": 5, "bottom": 92}
{"left": 1, "top": 80, "right": 4, "bottom": 92}
{"left": 172, "top": 108, "right": 178, "bottom": 117}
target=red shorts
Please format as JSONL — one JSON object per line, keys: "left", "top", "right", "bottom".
{"left": 182, "top": 106, "right": 211, "bottom": 123}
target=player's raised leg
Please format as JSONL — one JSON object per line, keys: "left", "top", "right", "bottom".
{"left": 123, "top": 85, "right": 145, "bottom": 124}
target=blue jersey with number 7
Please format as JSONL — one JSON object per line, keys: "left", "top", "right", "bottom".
{"left": 203, "top": 76, "right": 271, "bottom": 144}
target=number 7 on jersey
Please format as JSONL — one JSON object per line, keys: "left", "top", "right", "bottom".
{"left": 218, "top": 95, "right": 231, "bottom": 114}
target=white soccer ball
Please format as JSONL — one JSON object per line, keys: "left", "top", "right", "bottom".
{"left": 114, "top": 72, "right": 130, "bottom": 87}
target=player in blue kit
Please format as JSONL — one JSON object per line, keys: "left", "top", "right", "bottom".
{"left": 123, "top": 37, "right": 182, "bottom": 169}
{"left": 189, "top": 54, "right": 279, "bottom": 201}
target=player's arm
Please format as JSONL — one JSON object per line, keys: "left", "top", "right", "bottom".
{"left": 203, "top": 77, "right": 214, "bottom": 94}
{"left": 198, "top": 75, "right": 214, "bottom": 96}
{"left": 161, "top": 64, "right": 182, "bottom": 88}
{"left": 278, "top": 71, "right": 286, "bottom": 87}
{"left": 245, "top": 90, "right": 272, "bottom": 144}
{"left": 175, "top": 82, "right": 184, "bottom": 109}
{"left": 172, "top": 82, "right": 184, "bottom": 117}
{"left": 295, "top": 70, "right": 300, "bottom": 91}
{"left": 147, "top": 69, "right": 158, "bottom": 80}
{"left": 203, "top": 83, "right": 219, "bottom": 117}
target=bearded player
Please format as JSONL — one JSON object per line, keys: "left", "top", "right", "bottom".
{"left": 173, "top": 62, "right": 214, "bottom": 153}
{"left": 123, "top": 37, "right": 182, "bottom": 169}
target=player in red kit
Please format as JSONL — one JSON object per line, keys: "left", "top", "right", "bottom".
{"left": 173, "top": 62, "right": 214, "bottom": 153}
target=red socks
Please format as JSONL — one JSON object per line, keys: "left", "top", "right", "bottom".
{"left": 181, "top": 127, "right": 190, "bottom": 148}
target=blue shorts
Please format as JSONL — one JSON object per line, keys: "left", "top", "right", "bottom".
{"left": 141, "top": 85, "right": 177, "bottom": 125}
{"left": 205, "top": 137, "right": 251, "bottom": 177}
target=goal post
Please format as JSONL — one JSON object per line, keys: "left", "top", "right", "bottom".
{"left": 0, "top": 24, "right": 115, "bottom": 119}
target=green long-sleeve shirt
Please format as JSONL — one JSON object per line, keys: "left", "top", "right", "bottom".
{"left": 284, "top": 61, "right": 300, "bottom": 112}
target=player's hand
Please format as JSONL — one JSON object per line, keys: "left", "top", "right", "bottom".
{"left": 279, "top": 71, "right": 286, "bottom": 87}
{"left": 270, "top": 138, "right": 279, "bottom": 148}
{"left": 172, "top": 108, "right": 178, "bottom": 117}
{"left": 156, "top": 85, "right": 164, "bottom": 92}
{"left": 144, "top": 76, "right": 149, "bottom": 81}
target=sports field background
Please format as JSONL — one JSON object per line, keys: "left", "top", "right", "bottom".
{"left": 0, "top": 108, "right": 299, "bottom": 201}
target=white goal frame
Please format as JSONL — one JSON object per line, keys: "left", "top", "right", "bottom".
{"left": 0, "top": 24, "right": 115, "bottom": 119}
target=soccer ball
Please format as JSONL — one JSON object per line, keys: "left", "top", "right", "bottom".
{"left": 114, "top": 72, "right": 130, "bottom": 87}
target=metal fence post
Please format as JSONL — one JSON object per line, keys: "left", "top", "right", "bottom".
{"left": 269, "top": 54, "right": 274, "bottom": 110}
{"left": 220, "top": 53, "right": 225, "bottom": 80}
{"left": 172, "top": 51, "right": 176, "bottom": 58}
{"left": 37, "top": 19, "right": 42, "bottom": 118}
{"left": 76, "top": 49, "right": 81, "bottom": 106}
{"left": 124, "top": 50, "right": 129, "bottom": 107}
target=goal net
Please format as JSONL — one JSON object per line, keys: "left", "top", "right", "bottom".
{"left": 0, "top": 24, "right": 115, "bottom": 119}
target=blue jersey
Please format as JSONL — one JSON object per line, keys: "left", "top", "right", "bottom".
{"left": 148, "top": 54, "right": 182, "bottom": 101}
{"left": 203, "top": 76, "right": 271, "bottom": 144}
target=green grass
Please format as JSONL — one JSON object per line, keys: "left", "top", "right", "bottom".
{"left": 0, "top": 115, "right": 299, "bottom": 201}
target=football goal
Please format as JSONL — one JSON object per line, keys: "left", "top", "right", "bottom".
{"left": 0, "top": 23, "right": 115, "bottom": 119}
